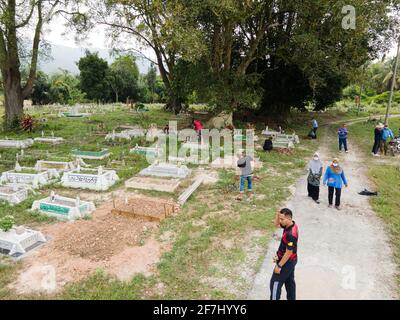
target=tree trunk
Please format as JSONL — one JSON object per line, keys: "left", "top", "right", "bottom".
{"left": 165, "top": 96, "right": 183, "bottom": 114}
{"left": 2, "top": 72, "right": 24, "bottom": 127}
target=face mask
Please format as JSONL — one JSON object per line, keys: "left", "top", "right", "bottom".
{"left": 313, "top": 157, "right": 319, "bottom": 161}
{"left": 332, "top": 163, "right": 338, "bottom": 167}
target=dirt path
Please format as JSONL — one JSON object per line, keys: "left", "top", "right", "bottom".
{"left": 247, "top": 128, "right": 398, "bottom": 300}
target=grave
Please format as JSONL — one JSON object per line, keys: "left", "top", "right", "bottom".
{"left": 0, "top": 139, "right": 34, "bottom": 149}
{"left": 0, "top": 185, "right": 29, "bottom": 204}
{"left": 71, "top": 148, "right": 111, "bottom": 160}
{"left": 261, "top": 126, "right": 280, "bottom": 138}
{"left": 139, "top": 162, "right": 191, "bottom": 179}
{"left": 168, "top": 155, "right": 210, "bottom": 165}
{"left": 125, "top": 176, "right": 181, "bottom": 193}
{"left": 272, "top": 139, "right": 295, "bottom": 149}
{"left": 130, "top": 144, "right": 162, "bottom": 157}
{"left": 35, "top": 160, "right": 75, "bottom": 172}
{"left": 210, "top": 155, "right": 263, "bottom": 170}
{"left": 31, "top": 191, "right": 95, "bottom": 220}
{"left": 34, "top": 131, "right": 64, "bottom": 144}
{"left": 276, "top": 133, "right": 300, "bottom": 144}
{"left": 233, "top": 134, "right": 259, "bottom": 142}
{"left": 146, "top": 124, "right": 165, "bottom": 139}
{"left": 0, "top": 162, "right": 59, "bottom": 188}
{"left": 61, "top": 165, "right": 119, "bottom": 191}
{"left": 0, "top": 226, "right": 46, "bottom": 257}
{"left": 105, "top": 130, "right": 132, "bottom": 141}
{"left": 111, "top": 196, "right": 178, "bottom": 222}
{"left": 181, "top": 142, "right": 210, "bottom": 150}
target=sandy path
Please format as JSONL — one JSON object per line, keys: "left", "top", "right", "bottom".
{"left": 247, "top": 129, "right": 398, "bottom": 300}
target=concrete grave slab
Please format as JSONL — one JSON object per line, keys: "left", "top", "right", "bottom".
{"left": 125, "top": 176, "right": 181, "bottom": 193}
{"left": 0, "top": 227, "right": 47, "bottom": 257}
{"left": 0, "top": 185, "right": 29, "bottom": 204}
{"left": 139, "top": 163, "right": 191, "bottom": 179}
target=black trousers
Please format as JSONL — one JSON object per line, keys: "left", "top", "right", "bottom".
{"left": 312, "top": 127, "right": 318, "bottom": 139}
{"left": 372, "top": 139, "right": 381, "bottom": 154}
{"left": 270, "top": 260, "right": 297, "bottom": 300}
{"left": 328, "top": 186, "right": 342, "bottom": 206}
{"left": 307, "top": 183, "right": 320, "bottom": 201}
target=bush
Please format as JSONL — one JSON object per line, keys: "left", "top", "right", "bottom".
{"left": 0, "top": 215, "right": 15, "bottom": 232}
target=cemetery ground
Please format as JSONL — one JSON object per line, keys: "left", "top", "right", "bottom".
{"left": 0, "top": 103, "right": 399, "bottom": 299}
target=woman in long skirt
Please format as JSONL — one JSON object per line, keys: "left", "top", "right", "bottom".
{"left": 307, "top": 153, "right": 323, "bottom": 204}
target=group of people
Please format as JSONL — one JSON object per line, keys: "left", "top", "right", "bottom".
{"left": 371, "top": 123, "right": 395, "bottom": 156}
{"left": 307, "top": 153, "right": 348, "bottom": 209}
{"left": 269, "top": 118, "right": 351, "bottom": 300}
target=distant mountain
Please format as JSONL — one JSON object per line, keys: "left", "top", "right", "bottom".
{"left": 38, "top": 44, "right": 153, "bottom": 75}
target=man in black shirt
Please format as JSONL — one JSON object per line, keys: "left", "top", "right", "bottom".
{"left": 270, "top": 208, "right": 299, "bottom": 300}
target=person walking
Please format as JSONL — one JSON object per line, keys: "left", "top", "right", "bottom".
{"left": 307, "top": 153, "right": 323, "bottom": 204}
{"left": 338, "top": 124, "right": 349, "bottom": 153}
{"left": 270, "top": 208, "right": 299, "bottom": 300}
{"left": 323, "top": 158, "right": 348, "bottom": 210}
{"left": 381, "top": 124, "right": 394, "bottom": 156}
{"left": 311, "top": 117, "right": 318, "bottom": 139}
{"left": 236, "top": 151, "right": 254, "bottom": 201}
{"left": 371, "top": 123, "right": 384, "bottom": 156}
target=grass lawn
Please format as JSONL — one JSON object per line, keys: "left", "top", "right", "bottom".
{"left": 0, "top": 103, "right": 318, "bottom": 299}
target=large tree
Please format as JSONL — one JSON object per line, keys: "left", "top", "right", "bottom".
{"left": 0, "top": 0, "right": 85, "bottom": 127}
{"left": 106, "top": 54, "right": 140, "bottom": 102}
{"left": 78, "top": 50, "right": 111, "bottom": 102}
{"left": 91, "top": 0, "right": 205, "bottom": 113}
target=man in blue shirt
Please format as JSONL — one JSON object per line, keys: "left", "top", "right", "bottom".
{"left": 338, "top": 124, "right": 349, "bottom": 153}
{"left": 311, "top": 117, "right": 318, "bottom": 139}
{"left": 382, "top": 124, "right": 394, "bottom": 156}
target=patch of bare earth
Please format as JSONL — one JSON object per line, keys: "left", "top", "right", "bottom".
{"left": 9, "top": 201, "right": 171, "bottom": 295}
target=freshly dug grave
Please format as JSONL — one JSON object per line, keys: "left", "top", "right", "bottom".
{"left": 9, "top": 201, "right": 171, "bottom": 295}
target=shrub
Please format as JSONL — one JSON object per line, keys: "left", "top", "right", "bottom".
{"left": 0, "top": 215, "right": 15, "bottom": 232}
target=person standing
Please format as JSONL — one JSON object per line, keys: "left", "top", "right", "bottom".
{"left": 307, "top": 153, "right": 323, "bottom": 204}
{"left": 270, "top": 208, "right": 299, "bottom": 300}
{"left": 236, "top": 152, "right": 254, "bottom": 200}
{"left": 338, "top": 124, "right": 349, "bottom": 153}
{"left": 323, "top": 158, "right": 348, "bottom": 210}
{"left": 193, "top": 119, "right": 203, "bottom": 143}
{"left": 371, "top": 123, "right": 384, "bottom": 156}
{"left": 381, "top": 124, "right": 394, "bottom": 156}
{"left": 311, "top": 117, "right": 318, "bottom": 139}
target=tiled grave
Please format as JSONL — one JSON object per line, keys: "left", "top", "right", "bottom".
{"left": 31, "top": 191, "right": 95, "bottom": 220}
{"left": 61, "top": 165, "right": 119, "bottom": 191}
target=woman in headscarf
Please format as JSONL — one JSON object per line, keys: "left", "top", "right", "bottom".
{"left": 307, "top": 152, "right": 323, "bottom": 204}
{"left": 371, "top": 123, "right": 384, "bottom": 156}
{"left": 323, "top": 158, "right": 348, "bottom": 210}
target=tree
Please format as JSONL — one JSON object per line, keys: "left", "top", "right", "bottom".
{"left": 106, "top": 54, "right": 139, "bottom": 102}
{"left": 31, "top": 70, "right": 51, "bottom": 105}
{"left": 49, "top": 69, "right": 85, "bottom": 105}
{"left": 0, "top": 0, "right": 85, "bottom": 127}
{"left": 145, "top": 63, "right": 157, "bottom": 102}
{"left": 92, "top": 0, "right": 206, "bottom": 113}
{"left": 78, "top": 51, "right": 111, "bottom": 102}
